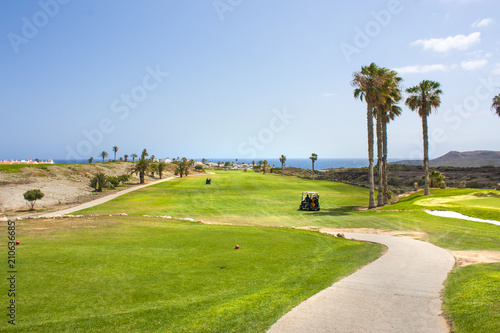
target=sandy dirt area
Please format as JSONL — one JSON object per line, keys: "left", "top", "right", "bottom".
{"left": 0, "top": 163, "right": 172, "bottom": 215}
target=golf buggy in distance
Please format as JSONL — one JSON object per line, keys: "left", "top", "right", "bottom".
{"left": 299, "top": 191, "right": 320, "bottom": 211}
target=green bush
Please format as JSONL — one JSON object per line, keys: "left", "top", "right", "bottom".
{"left": 467, "top": 181, "right": 484, "bottom": 189}
{"left": 23, "top": 189, "right": 44, "bottom": 211}
{"left": 195, "top": 164, "right": 204, "bottom": 171}
{"left": 118, "top": 174, "right": 130, "bottom": 183}
{"left": 107, "top": 176, "right": 120, "bottom": 188}
{"left": 90, "top": 172, "right": 108, "bottom": 192}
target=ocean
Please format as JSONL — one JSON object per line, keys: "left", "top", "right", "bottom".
{"left": 55, "top": 158, "right": 392, "bottom": 170}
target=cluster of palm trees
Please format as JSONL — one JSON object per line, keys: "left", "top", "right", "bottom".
{"left": 352, "top": 62, "right": 444, "bottom": 208}
{"left": 129, "top": 149, "right": 168, "bottom": 183}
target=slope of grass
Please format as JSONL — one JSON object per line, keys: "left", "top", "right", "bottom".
{"left": 76, "top": 171, "right": 500, "bottom": 251}
{"left": 443, "top": 263, "right": 500, "bottom": 333}
{"left": 384, "top": 188, "right": 500, "bottom": 221}
{"left": 3, "top": 216, "right": 380, "bottom": 332}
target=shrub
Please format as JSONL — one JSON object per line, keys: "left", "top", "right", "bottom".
{"left": 118, "top": 174, "right": 130, "bottom": 183}
{"left": 467, "top": 181, "right": 484, "bottom": 189}
{"left": 195, "top": 164, "right": 204, "bottom": 171}
{"left": 388, "top": 176, "right": 401, "bottom": 187}
{"left": 23, "top": 189, "right": 44, "bottom": 211}
{"left": 107, "top": 176, "right": 120, "bottom": 188}
{"left": 90, "top": 172, "right": 108, "bottom": 192}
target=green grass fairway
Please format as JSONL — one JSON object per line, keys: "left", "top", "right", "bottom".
{"left": 443, "top": 263, "right": 500, "bottom": 333}
{"left": 384, "top": 189, "right": 500, "bottom": 221}
{"left": 76, "top": 171, "right": 500, "bottom": 251}
{"left": 3, "top": 216, "right": 380, "bottom": 332}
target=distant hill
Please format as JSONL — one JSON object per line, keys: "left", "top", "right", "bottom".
{"left": 393, "top": 150, "right": 500, "bottom": 167}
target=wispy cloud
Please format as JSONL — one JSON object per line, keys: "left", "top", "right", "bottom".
{"left": 471, "top": 18, "right": 493, "bottom": 28}
{"left": 394, "top": 64, "right": 446, "bottom": 74}
{"left": 410, "top": 32, "right": 480, "bottom": 52}
{"left": 461, "top": 59, "right": 488, "bottom": 70}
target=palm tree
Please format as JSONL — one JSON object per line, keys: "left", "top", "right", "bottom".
{"left": 309, "top": 153, "right": 318, "bottom": 179}
{"left": 141, "top": 149, "right": 149, "bottom": 160}
{"left": 131, "top": 153, "right": 138, "bottom": 162}
{"left": 100, "top": 151, "right": 108, "bottom": 163}
{"left": 88, "top": 157, "right": 94, "bottom": 164}
{"left": 112, "top": 146, "right": 118, "bottom": 161}
{"left": 376, "top": 69, "right": 403, "bottom": 205}
{"left": 157, "top": 162, "right": 166, "bottom": 179}
{"left": 492, "top": 94, "right": 500, "bottom": 117}
{"left": 279, "top": 155, "right": 286, "bottom": 175}
{"left": 252, "top": 160, "right": 255, "bottom": 166}
{"left": 405, "top": 80, "right": 442, "bottom": 196}
{"left": 262, "top": 160, "right": 269, "bottom": 174}
{"left": 381, "top": 103, "right": 402, "bottom": 204}
{"left": 130, "top": 158, "right": 151, "bottom": 184}
{"left": 352, "top": 63, "right": 385, "bottom": 208}
{"left": 124, "top": 154, "right": 129, "bottom": 162}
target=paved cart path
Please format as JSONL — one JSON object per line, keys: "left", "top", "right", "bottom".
{"left": 268, "top": 232, "right": 455, "bottom": 333}
{"left": 39, "top": 176, "right": 178, "bottom": 218}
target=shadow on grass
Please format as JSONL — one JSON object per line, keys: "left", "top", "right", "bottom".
{"left": 300, "top": 206, "right": 357, "bottom": 216}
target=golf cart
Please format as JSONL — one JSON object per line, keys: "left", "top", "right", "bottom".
{"left": 299, "top": 191, "right": 320, "bottom": 211}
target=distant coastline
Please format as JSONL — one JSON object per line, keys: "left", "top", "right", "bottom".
{"left": 52, "top": 158, "right": 400, "bottom": 170}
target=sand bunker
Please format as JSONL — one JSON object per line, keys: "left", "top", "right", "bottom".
{"left": 425, "top": 210, "right": 500, "bottom": 226}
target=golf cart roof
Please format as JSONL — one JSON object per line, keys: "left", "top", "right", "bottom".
{"left": 302, "top": 191, "right": 318, "bottom": 194}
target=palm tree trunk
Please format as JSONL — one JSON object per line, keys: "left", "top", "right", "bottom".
{"left": 376, "top": 111, "right": 384, "bottom": 206}
{"left": 422, "top": 115, "right": 430, "bottom": 195}
{"left": 383, "top": 120, "right": 389, "bottom": 205}
{"left": 367, "top": 104, "right": 376, "bottom": 208}
{"left": 140, "top": 171, "right": 145, "bottom": 184}
{"left": 312, "top": 162, "right": 315, "bottom": 180}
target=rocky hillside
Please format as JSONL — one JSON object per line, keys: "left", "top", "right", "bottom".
{"left": 394, "top": 150, "right": 500, "bottom": 167}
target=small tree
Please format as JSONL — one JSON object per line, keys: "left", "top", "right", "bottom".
{"left": 310, "top": 153, "right": 318, "bottom": 180}
{"left": 157, "top": 162, "right": 166, "bottom": 179}
{"left": 124, "top": 154, "right": 129, "bottom": 162}
{"left": 279, "top": 155, "right": 286, "bottom": 175}
{"left": 131, "top": 153, "right": 138, "bottom": 162}
{"left": 88, "top": 157, "right": 94, "bottom": 164}
{"left": 100, "top": 151, "right": 108, "bottom": 163}
{"left": 23, "top": 189, "right": 44, "bottom": 211}
{"left": 89, "top": 172, "right": 108, "bottom": 192}
{"left": 112, "top": 146, "right": 119, "bottom": 161}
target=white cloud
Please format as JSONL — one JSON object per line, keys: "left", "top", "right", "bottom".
{"left": 394, "top": 64, "right": 447, "bottom": 74}
{"left": 472, "top": 18, "right": 493, "bottom": 28}
{"left": 410, "top": 32, "right": 480, "bottom": 52}
{"left": 460, "top": 59, "right": 488, "bottom": 70}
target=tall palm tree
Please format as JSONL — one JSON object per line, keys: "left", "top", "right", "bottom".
{"left": 492, "top": 94, "right": 500, "bottom": 117}
{"left": 376, "top": 69, "right": 403, "bottom": 205}
{"left": 131, "top": 153, "right": 138, "bottom": 162}
{"left": 309, "top": 153, "right": 318, "bottom": 179}
{"left": 100, "top": 151, "right": 108, "bottom": 163}
{"left": 112, "top": 146, "right": 118, "bottom": 161}
{"left": 405, "top": 80, "right": 442, "bottom": 196}
{"left": 352, "top": 63, "right": 385, "bottom": 208}
{"left": 279, "top": 155, "right": 286, "bottom": 175}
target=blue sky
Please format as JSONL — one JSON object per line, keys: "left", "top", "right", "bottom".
{"left": 1, "top": 0, "right": 499, "bottom": 161}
